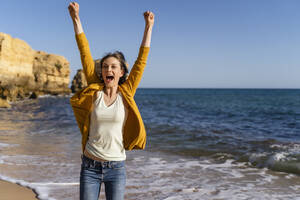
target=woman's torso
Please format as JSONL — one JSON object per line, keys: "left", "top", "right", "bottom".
{"left": 84, "top": 90, "right": 128, "bottom": 161}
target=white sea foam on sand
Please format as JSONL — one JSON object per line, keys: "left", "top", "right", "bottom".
{"left": 0, "top": 142, "right": 18, "bottom": 148}
{"left": 0, "top": 174, "right": 79, "bottom": 200}
{"left": 124, "top": 150, "right": 300, "bottom": 200}
{"left": 0, "top": 142, "right": 300, "bottom": 200}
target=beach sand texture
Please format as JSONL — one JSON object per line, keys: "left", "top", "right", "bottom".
{"left": 0, "top": 180, "right": 38, "bottom": 200}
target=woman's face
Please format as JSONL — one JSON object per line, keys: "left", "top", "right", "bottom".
{"left": 101, "top": 57, "right": 124, "bottom": 88}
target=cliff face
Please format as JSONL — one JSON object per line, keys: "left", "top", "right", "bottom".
{"left": 0, "top": 33, "right": 35, "bottom": 88}
{"left": 33, "top": 51, "right": 70, "bottom": 94}
{"left": 71, "top": 69, "right": 87, "bottom": 93}
{"left": 0, "top": 32, "right": 70, "bottom": 102}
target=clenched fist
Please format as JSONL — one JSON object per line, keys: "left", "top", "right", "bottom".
{"left": 143, "top": 11, "right": 155, "bottom": 27}
{"left": 68, "top": 2, "right": 79, "bottom": 21}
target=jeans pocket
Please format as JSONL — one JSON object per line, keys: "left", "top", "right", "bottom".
{"left": 81, "top": 156, "right": 92, "bottom": 169}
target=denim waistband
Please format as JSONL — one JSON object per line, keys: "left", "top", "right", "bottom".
{"left": 81, "top": 154, "right": 125, "bottom": 169}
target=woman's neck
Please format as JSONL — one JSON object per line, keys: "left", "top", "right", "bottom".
{"left": 103, "top": 85, "right": 118, "bottom": 98}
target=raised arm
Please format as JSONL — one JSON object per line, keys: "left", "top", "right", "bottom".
{"left": 68, "top": 2, "right": 99, "bottom": 85}
{"left": 126, "top": 11, "right": 155, "bottom": 95}
{"left": 141, "top": 11, "right": 154, "bottom": 47}
{"left": 68, "top": 2, "right": 83, "bottom": 34}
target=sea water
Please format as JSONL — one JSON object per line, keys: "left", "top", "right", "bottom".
{"left": 0, "top": 89, "right": 299, "bottom": 200}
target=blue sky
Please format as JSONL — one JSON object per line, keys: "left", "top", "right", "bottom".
{"left": 1, "top": 0, "right": 300, "bottom": 88}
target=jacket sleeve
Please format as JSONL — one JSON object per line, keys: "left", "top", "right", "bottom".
{"left": 75, "top": 33, "right": 100, "bottom": 85}
{"left": 125, "top": 46, "right": 150, "bottom": 96}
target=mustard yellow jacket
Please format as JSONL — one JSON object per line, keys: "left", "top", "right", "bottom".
{"left": 70, "top": 33, "right": 150, "bottom": 153}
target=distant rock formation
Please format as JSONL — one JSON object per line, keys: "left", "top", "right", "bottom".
{"left": 71, "top": 69, "right": 87, "bottom": 93}
{"left": 71, "top": 59, "right": 101, "bottom": 93}
{"left": 0, "top": 32, "right": 71, "bottom": 102}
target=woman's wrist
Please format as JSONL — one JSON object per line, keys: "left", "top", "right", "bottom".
{"left": 72, "top": 17, "right": 83, "bottom": 34}
{"left": 72, "top": 16, "right": 80, "bottom": 23}
{"left": 145, "top": 24, "right": 153, "bottom": 30}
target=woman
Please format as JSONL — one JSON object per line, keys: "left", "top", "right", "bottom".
{"left": 68, "top": 2, "right": 154, "bottom": 200}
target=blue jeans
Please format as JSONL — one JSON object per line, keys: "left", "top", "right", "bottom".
{"left": 80, "top": 155, "right": 126, "bottom": 200}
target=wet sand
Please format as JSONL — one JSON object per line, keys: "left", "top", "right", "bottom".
{"left": 0, "top": 180, "right": 38, "bottom": 200}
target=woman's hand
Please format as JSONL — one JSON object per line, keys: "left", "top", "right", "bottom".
{"left": 143, "top": 11, "right": 155, "bottom": 27}
{"left": 68, "top": 2, "right": 80, "bottom": 21}
{"left": 68, "top": 2, "right": 83, "bottom": 34}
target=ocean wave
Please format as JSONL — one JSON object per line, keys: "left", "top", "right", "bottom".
{"left": 248, "top": 143, "right": 300, "bottom": 175}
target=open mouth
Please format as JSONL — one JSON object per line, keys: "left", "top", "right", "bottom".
{"left": 106, "top": 75, "right": 114, "bottom": 82}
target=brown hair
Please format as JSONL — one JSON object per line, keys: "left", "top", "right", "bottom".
{"left": 98, "top": 51, "right": 129, "bottom": 85}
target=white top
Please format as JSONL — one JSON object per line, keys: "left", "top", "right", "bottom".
{"left": 85, "top": 90, "right": 127, "bottom": 161}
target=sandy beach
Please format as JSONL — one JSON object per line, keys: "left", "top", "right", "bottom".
{"left": 0, "top": 180, "right": 38, "bottom": 200}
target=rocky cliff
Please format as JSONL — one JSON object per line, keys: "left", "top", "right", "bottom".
{"left": 0, "top": 32, "right": 70, "bottom": 105}
{"left": 71, "top": 69, "right": 87, "bottom": 93}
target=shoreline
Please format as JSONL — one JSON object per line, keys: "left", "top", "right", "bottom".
{"left": 0, "top": 180, "right": 38, "bottom": 200}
